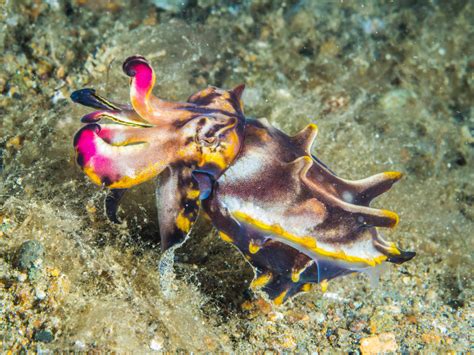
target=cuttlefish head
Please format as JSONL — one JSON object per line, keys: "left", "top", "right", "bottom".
{"left": 72, "top": 56, "right": 246, "bottom": 190}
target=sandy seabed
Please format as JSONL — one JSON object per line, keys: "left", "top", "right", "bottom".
{"left": 1, "top": 0, "right": 472, "bottom": 352}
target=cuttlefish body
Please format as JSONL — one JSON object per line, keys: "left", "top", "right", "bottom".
{"left": 72, "top": 56, "right": 415, "bottom": 304}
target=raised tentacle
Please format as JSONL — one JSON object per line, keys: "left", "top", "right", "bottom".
{"left": 81, "top": 109, "right": 154, "bottom": 127}
{"left": 122, "top": 56, "right": 195, "bottom": 124}
{"left": 71, "top": 88, "right": 130, "bottom": 111}
{"left": 105, "top": 188, "right": 127, "bottom": 223}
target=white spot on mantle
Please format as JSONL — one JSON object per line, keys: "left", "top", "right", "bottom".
{"left": 342, "top": 190, "right": 354, "bottom": 203}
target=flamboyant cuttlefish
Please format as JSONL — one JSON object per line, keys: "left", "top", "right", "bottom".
{"left": 71, "top": 56, "right": 415, "bottom": 305}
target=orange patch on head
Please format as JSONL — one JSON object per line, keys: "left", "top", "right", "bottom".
{"left": 198, "top": 128, "right": 242, "bottom": 170}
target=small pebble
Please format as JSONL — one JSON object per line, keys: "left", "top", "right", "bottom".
{"left": 360, "top": 332, "right": 398, "bottom": 354}
{"left": 151, "top": 0, "right": 189, "bottom": 12}
{"left": 17, "top": 240, "right": 45, "bottom": 280}
{"left": 74, "top": 340, "right": 86, "bottom": 350}
{"left": 313, "top": 312, "right": 326, "bottom": 323}
{"left": 150, "top": 338, "right": 163, "bottom": 351}
{"left": 380, "top": 89, "right": 416, "bottom": 111}
{"left": 422, "top": 332, "right": 442, "bottom": 344}
{"left": 280, "top": 334, "right": 297, "bottom": 350}
{"left": 49, "top": 268, "right": 60, "bottom": 277}
{"left": 268, "top": 311, "right": 284, "bottom": 322}
{"left": 6, "top": 136, "right": 23, "bottom": 150}
{"left": 34, "top": 329, "right": 54, "bottom": 343}
{"left": 35, "top": 288, "right": 47, "bottom": 300}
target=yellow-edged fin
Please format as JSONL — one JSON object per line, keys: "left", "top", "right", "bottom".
{"left": 292, "top": 123, "right": 318, "bottom": 153}
{"left": 273, "top": 289, "right": 288, "bottom": 306}
{"left": 320, "top": 279, "right": 328, "bottom": 293}
{"left": 387, "top": 242, "right": 401, "bottom": 255}
{"left": 301, "top": 283, "right": 313, "bottom": 292}
{"left": 219, "top": 231, "right": 234, "bottom": 243}
{"left": 384, "top": 171, "right": 403, "bottom": 180}
{"left": 233, "top": 211, "right": 388, "bottom": 267}
{"left": 291, "top": 270, "right": 301, "bottom": 283}
{"left": 249, "top": 240, "right": 261, "bottom": 254}
{"left": 381, "top": 209, "right": 399, "bottom": 228}
{"left": 250, "top": 273, "right": 272, "bottom": 290}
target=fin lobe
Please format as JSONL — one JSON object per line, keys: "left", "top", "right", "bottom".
{"left": 291, "top": 124, "right": 318, "bottom": 153}
{"left": 351, "top": 172, "right": 403, "bottom": 205}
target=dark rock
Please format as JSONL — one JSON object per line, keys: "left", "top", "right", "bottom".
{"left": 34, "top": 329, "right": 54, "bottom": 343}
{"left": 17, "top": 240, "right": 45, "bottom": 280}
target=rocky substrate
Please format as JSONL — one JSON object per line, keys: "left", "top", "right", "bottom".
{"left": 1, "top": 0, "right": 472, "bottom": 352}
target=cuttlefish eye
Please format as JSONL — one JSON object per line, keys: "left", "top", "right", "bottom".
{"left": 201, "top": 136, "right": 217, "bottom": 146}
{"left": 193, "top": 116, "right": 222, "bottom": 145}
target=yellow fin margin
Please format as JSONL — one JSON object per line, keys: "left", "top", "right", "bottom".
{"left": 250, "top": 273, "right": 272, "bottom": 290}
{"left": 233, "top": 210, "right": 388, "bottom": 267}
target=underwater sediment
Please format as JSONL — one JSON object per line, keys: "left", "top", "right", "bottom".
{"left": 1, "top": 0, "right": 472, "bottom": 352}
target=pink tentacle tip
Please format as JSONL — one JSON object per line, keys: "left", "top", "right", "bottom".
{"left": 74, "top": 124, "right": 101, "bottom": 166}
{"left": 134, "top": 67, "right": 154, "bottom": 92}
{"left": 122, "top": 55, "right": 150, "bottom": 77}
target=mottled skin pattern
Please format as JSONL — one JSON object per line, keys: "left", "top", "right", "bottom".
{"left": 72, "top": 56, "right": 415, "bottom": 304}
{"left": 72, "top": 56, "right": 245, "bottom": 249}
